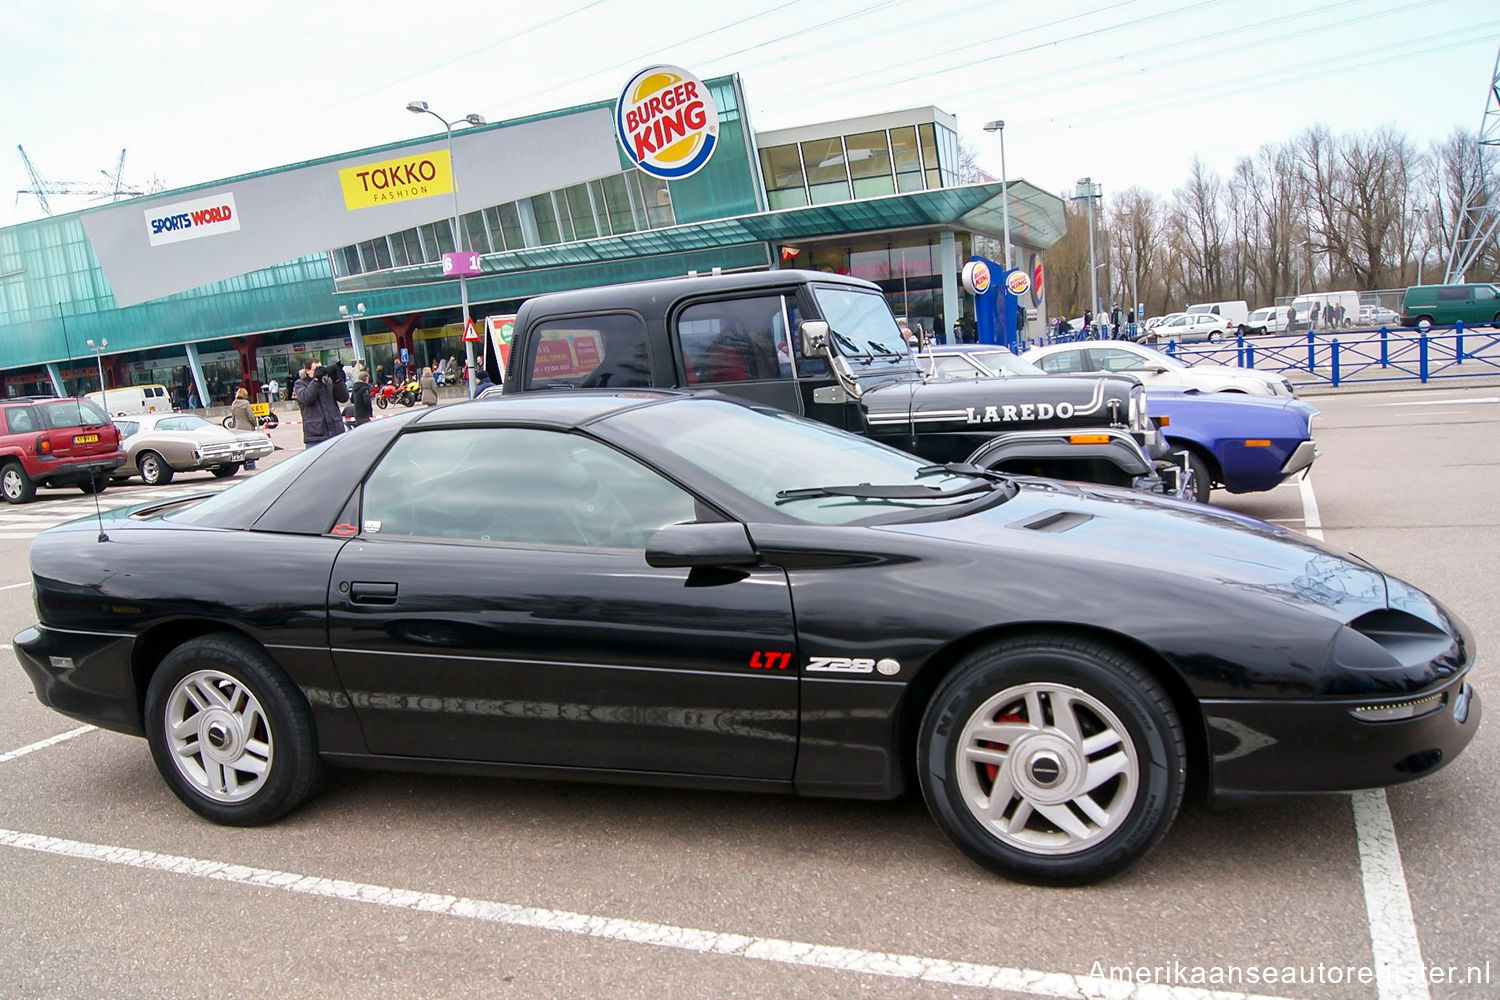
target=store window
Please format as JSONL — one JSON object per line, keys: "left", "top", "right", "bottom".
{"left": 918, "top": 124, "right": 942, "bottom": 190}
{"left": 633, "top": 173, "right": 675, "bottom": 228}
{"left": 461, "top": 211, "right": 490, "bottom": 254}
{"left": 678, "top": 295, "right": 794, "bottom": 385}
{"left": 759, "top": 144, "right": 808, "bottom": 210}
{"left": 358, "top": 239, "right": 392, "bottom": 272}
{"left": 600, "top": 174, "right": 637, "bottom": 235}
{"left": 890, "top": 127, "right": 924, "bottom": 193}
{"left": 564, "top": 184, "right": 599, "bottom": 241}
{"left": 529, "top": 194, "right": 561, "bottom": 245}
{"left": 801, "top": 138, "right": 849, "bottom": 205}
{"left": 389, "top": 229, "right": 423, "bottom": 267}
{"left": 844, "top": 131, "right": 895, "bottom": 199}
{"left": 420, "top": 221, "right": 455, "bottom": 256}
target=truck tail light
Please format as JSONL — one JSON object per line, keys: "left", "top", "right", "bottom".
{"left": 34, "top": 434, "right": 51, "bottom": 456}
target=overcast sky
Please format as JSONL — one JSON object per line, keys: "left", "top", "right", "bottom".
{"left": 5, "top": 0, "right": 1496, "bottom": 229}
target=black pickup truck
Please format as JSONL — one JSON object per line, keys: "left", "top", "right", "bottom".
{"left": 498, "top": 270, "right": 1181, "bottom": 493}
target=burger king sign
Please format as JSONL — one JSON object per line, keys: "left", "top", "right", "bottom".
{"left": 616, "top": 66, "right": 719, "bottom": 180}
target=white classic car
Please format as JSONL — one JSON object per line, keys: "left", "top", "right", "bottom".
{"left": 111, "top": 413, "right": 273, "bottom": 485}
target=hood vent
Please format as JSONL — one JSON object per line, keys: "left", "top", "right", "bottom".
{"left": 1012, "top": 510, "right": 1094, "bottom": 533}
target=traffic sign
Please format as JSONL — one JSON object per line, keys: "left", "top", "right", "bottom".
{"left": 463, "top": 318, "right": 481, "bottom": 343}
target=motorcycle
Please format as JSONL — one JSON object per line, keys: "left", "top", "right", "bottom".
{"left": 374, "top": 378, "right": 421, "bottom": 408}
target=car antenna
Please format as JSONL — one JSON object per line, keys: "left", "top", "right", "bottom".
{"left": 57, "top": 303, "right": 109, "bottom": 542}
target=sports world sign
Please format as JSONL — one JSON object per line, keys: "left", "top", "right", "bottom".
{"left": 338, "top": 150, "right": 454, "bottom": 210}
{"left": 615, "top": 65, "right": 718, "bottom": 179}
{"left": 145, "top": 193, "right": 241, "bottom": 247}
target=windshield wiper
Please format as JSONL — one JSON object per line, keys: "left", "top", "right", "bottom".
{"left": 866, "top": 340, "right": 903, "bottom": 360}
{"left": 776, "top": 478, "right": 999, "bottom": 503}
{"left": 828, "top": 328, "right": 873, "bottom": 364}
{"left": 917, "top": 462, "right": 1014, "bottom": 483}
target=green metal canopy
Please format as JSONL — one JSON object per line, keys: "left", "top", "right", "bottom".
{"left": 334, "top": 180, "right": 1065, "bottom": 295}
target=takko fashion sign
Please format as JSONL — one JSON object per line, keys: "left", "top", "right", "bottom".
{"left": 615, "top": 65, "right": 718, "bottom": 179}
{"left": 338, "top": 150, "right": 454, "bottom": 210}
{"left": 144, "top": 193, "right": 241, "bottom": 247}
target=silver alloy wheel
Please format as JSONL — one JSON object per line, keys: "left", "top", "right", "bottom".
{"left": 2, "top": 466, "right": 23, "bottom": 500}
{"left": 163, "top": 669, "right": 274, "bottom": 803}
{"left": 955, "top": 681, "right": 1139, "bottom": 856}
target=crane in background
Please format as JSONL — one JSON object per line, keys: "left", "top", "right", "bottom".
{"left": 15, "top": 145, "right": 147, "bottom": 216}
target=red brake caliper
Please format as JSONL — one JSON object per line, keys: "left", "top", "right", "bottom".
{"left": 980, "top": 712, "right": 1024, "bottom": 783}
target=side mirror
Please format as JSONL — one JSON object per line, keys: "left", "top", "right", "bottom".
{"left": 799, "top": 320, "right": 829, "bottom": 358}
{"left": 645, "top": 522, "right": 759, "bottom": 569}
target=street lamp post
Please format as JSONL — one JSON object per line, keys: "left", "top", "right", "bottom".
{"left": 1075, "top": 178, "right": 1102, "bottom": 323}
{"left": 407, "top": 101, "right": 487, "bottom": 398}
{"left": 982, "top": 120, "right": 1012, "bottom": 271}
{"left": 85, "top": 338, "right": 108, "bottom": 414}
{"left": 339, "top": 302, "right": 366, "bottom": 364}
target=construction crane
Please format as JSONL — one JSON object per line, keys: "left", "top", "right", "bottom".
{"left": 15, "top": 145, "right": 146, "bottom": 216}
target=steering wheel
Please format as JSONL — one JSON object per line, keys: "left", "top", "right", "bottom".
{"left": 577, "top": 484, "right": 644, "bottom": 549}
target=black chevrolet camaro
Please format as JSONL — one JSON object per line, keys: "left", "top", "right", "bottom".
{"left": 15, "top": 391, "right": 1481, "bottom": 885}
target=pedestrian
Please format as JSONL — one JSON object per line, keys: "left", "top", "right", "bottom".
{"left": 228, "top": 387, "right": 255, "bottom": 431}
{"left": 374, "top": 365, "right": 388, "bottom": 387}
{"left": 443, "top": 355, "right": 459, "bottom": 384}
{"left": 394, "top": 358, "right": 407, "bottom": 384}
{"left": 1111, "top": 303, "right": 1124, "bottom": 338}
{"left": 349, "top": 370, "right": 374, "bottom": 426}
{"left": 1286, "top": 304, "right": 1297, "bottom": 334}
{"left": 419, "top": 366, "right": 438, "bottom": 407}
{"left": 1308, "top": 302, "right": 1320, "bottom": 333}
{"left": 265, "top": 377, "right": 280, "bottom": 404}
{"left": 293, "top": 358, "right": 349, "bottom": 448}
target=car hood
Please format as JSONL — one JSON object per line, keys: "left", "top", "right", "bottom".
{"left": 885, "top": 478, "right": 1398, "bottom": 625}
{"left": 1146, "top": 386, "right": 1315, "bottom": 420}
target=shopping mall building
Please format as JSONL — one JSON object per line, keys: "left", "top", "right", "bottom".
{"left": 0, "top": 72, "right": 1065, "bottom": 404}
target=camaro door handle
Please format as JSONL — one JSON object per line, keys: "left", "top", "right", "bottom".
{"left": 349, "top": 581, "right": 398, "bottom": 605}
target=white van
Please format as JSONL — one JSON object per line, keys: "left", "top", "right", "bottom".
{"left": 1184, "top": 300, "right": 1249, "bottom": 329}
{"left": 1289, "top": 291, "right": 1360, "bottom": 329}
{"left": 1244, "top": 306, "right": 1293, "bottom": 334}
{"left": 85, "top": 383, "right": 172, "bottom": 417}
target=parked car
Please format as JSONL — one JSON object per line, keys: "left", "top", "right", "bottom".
{"left": 1242, "top": 306, "right": 1292, "bottom": 335}
{"left": 0, "top": 396, "right": 125, "bottom": 504}
{"left": 1021, "top": 340, "right": 1296, "bottom": 397}
{"left": 1143, "top": 312, "right": 1232, "bottom": 344}
{"left": 14, "top": 392, "right": 1476, "bottom": 887}
{"left": 931, "top": 346, "right": 1315, "bottom": 504}
{"left": 1359, "top": 305, "right": 1400, "bottom": 327}
{"left": 1144, "top": 387, "right": 1318, "bottom": 503}
{"left": 1400, "top": 283, "right": 1500, "bottom": 328}
{"left": 112, "top": 412, "right": 273, "bottom": 485}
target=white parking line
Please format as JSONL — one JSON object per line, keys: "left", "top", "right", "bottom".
{"left": 0, "top": 827, "right": 1298, "bottom": 1000}
{"left": 1298, "top": 474, "right": 1430, "bottom": 1000}
{"left": 1377, "top": 397, "right": 1498, "bottom": 407}
{"left": 0, "top": 581, "right": 30, "bottom": 590}
{"left": 0, "top": 726, "right": 96, "bottom": 764}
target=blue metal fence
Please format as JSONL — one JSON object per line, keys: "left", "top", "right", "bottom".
{"left": 1019, "top": 322, "right": 1500, "bottom": 389}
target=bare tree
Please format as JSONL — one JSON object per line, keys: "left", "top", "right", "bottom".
{"left": 1167, "top": 158, "right": 1227, "bottom": 303}
{"left": 1106, "top": 188, "right": 1161, "bottom": 318}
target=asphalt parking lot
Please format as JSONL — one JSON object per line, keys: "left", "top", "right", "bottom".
{"left": 1, "top": 385, "right": 1495, "bottom": 1000}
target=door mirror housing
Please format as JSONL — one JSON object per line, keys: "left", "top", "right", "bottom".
{"left": 645, "top": 522, "right": 759, "bottom": 568}
{"left": 799, "top": 320, "right": 829, "bottom": 359}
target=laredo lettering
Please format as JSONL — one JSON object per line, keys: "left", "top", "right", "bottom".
{"left": 965, "top": 401, "right": 1074, "bottom": 423}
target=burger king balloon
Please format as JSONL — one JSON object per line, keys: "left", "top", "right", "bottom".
{"left": 616, "top": 66, "right": 719, "bottom": 180}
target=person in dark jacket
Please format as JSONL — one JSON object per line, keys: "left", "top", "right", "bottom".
{"left": 293, "top": 359, "right": 349, "bottom": 448}
{"left": 349, "top": 370, "right": 374, "bottom": 426}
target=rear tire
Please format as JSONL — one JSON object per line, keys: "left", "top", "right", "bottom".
{"left": 918, "top": 635, "right": 1185, "bottom": 885}
{"left": 1208, "top": 331, "right": 1223, "bottom": 343}
{"left": 138, "top": 451, "right": 174, "bottom": 486}
{"left": 144, "top": 633, "right": 323, "bottom": 826}
{"left": 210, "top": 464, "right": 241, "bottom": 479}
{"left": 2, "top": 461, "right": 36, "bottom": 504}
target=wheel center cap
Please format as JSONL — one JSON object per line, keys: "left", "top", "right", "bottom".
{"left": 1028, "top": 751, "right": 1065, "bottom": 787}
{"left": 197, "top": 709, "right": 243, "bottom": 761}
{"left": 205, "top": 722, "right": 230, "bottom": 750}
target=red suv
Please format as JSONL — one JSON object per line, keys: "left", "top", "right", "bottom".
{"left": 1, "top": 397, "right": 126, "bottom": 504}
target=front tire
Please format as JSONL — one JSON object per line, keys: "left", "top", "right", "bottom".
{"left": 375, "top": 395, "right": 388, "bottom": 410}
{"left": 138, "top": 451, "right": 174, "bottom": 486}
{"left": 1208, "top": 331, "right": 1223, "bottom": 343}
{"left": 2, "top": 460, "right": 36, "bottom": 504}
{"left": 917, "top": 636, "right": 1185, "bottom": 886}
{"left": 143, "top": 633, "right": 323, "bottom": 825}
{"left": 1182, "top": 449, "right": 1212, "bottom": 503}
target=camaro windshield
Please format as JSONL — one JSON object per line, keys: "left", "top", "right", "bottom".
{"left": 601, "top": 398, "right": 988, "bottom": 524}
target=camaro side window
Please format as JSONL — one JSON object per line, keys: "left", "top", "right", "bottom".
{"left": 678, "top": 295, "right": 795, "bottom": 384}
{"left": 361, "top": 427, "right": 697, "bottom": 548}
{"left": 525, "top": 314, "right": 651, "bottom": 390}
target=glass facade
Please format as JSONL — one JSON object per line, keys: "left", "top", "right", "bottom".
{"left": 328, "top": 168, "right": 678, "bottom": 280}
{"left": 755, "top": 117, "right": 959, "bottom": 210}
{"left": 802, "top": 236, "right": 969, "bottom": 346}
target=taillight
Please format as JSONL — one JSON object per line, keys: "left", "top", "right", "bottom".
{"left": 34, "top": 434, "right": 51, "bottom": 456}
